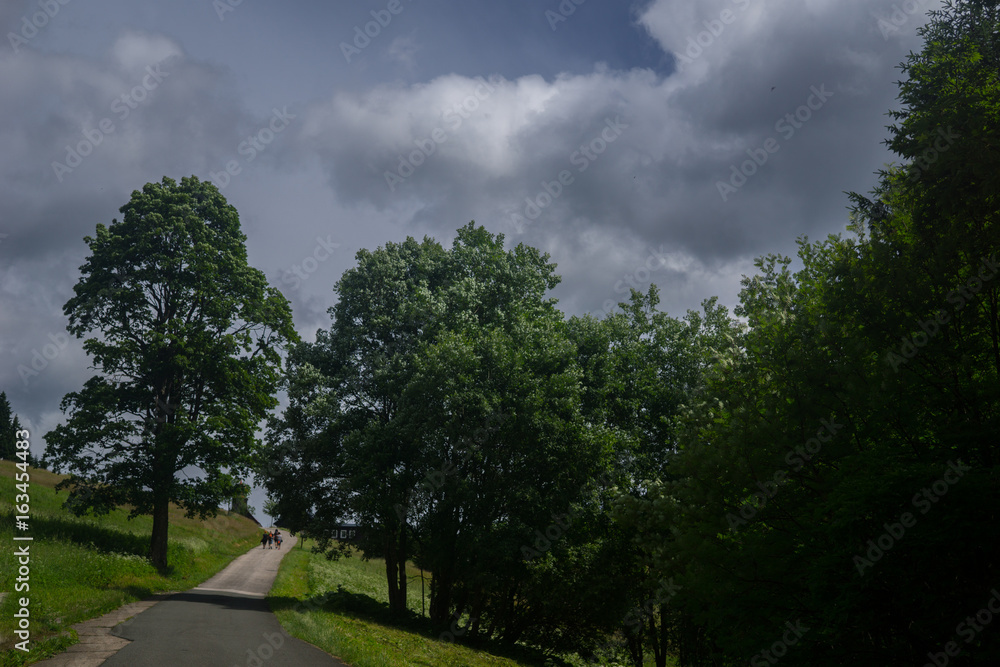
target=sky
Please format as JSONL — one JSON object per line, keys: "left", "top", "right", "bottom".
{"left": 0, "top": 0, "right": 939, "bottom": 523}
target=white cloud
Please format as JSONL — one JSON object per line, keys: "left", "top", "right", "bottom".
{"left": 386, "top": 35, "right": 420, "bottom": 70}
{"left": 111, "top": 30, "right": 183, "bottom": 74}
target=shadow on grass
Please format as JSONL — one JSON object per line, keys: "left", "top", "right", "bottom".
{"left": 1, "top": 509, "right": 150, "bottom": 559}
{"left": 0, "top": 512, "right": 149, "bottom": 558}
{"left": 269, "top": 586, "right": 565, "bottom": 666}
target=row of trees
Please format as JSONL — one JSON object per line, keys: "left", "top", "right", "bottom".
{"left": 613, "top": 2, "right": 1000, "bottom": 664}
{"left": 263, "top": 1, "right": 1000, "bottom": 663}
{"left": 38, "top": 1, "right": 997, "bottom": 662}
{"left": 257, "top": 216, "right": 734, "bottom": 649}
{"left": 260, "top": 221, "right": 733, "bottom": 651}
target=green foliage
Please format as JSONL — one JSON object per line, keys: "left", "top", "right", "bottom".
{"left": 610, "top": 4, "right": 1000, "bottom": 664}
{"left": 886, "top": 0, "right": 1000, "bottom": 228}
{"left": 44, "top": 175, "right": 297, "bottom": 569}
{"left": 264, "top": 223, "right": 622, "bottom": 649}
{"left": 0, "top": 393, "right": 17, "bottom": 462}
{"left": 565, "top": 288, "right": 736, "bottom": 667}
{"left": 261, "top": 4, "right": 1000, "bottom": 663}
{"left": 0, "top": 394, "right": 29, "bottom": 467}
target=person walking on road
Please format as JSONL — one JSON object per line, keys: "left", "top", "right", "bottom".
{"left": 260, "top": 532, "right": 268, "bottom": 550}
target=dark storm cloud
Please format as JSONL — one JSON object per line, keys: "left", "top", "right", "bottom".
{"left": 0, "top": 29, "right": 270, "bottom": 434}
{"left": 0, "top": 0, "right": 941, "bottom": 450}
{"left": 286, "top": 0, "right": 934, "bottom": 322}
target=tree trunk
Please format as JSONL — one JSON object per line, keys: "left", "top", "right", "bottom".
{"left": 385, "top": 530, "right": 400, "bottom": 611}
{"left": 469, "top": 596, "right": 484, "bottom": 637}
{"left": 626, "top": 626, "right": 643, "bottom": 667}
{"left": 385, "top": 521, "right": 409, "bottom": 615}
{"left": 150, "top": 495, "right": 170, "bottom": 571}
{"left": 395, "top": 521, "right": 408, "bottom": 613}
{"left": 430, "top": 565, "right": 452, "bottom": 625}
{"left": 649, "top": 608, "right": 668, "bottom": 667}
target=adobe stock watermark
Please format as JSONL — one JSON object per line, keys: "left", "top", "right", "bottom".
{"left": 590, "top": 245, "right": 683, "bottom": 318}
{"left": 520, "top": 471, "right": 612, "bottom": 561}
{"left": 393, "top": 411, "right": 508, "bottom": 523}
{"left": 340, "top": 0, "right": 414, "bottom": 64}
{"left": 51, "top": 63, "right": 170, "bottom": 182}
{"left": 750, "top": 620, "right": 810, "bottom": 666}
{"left": 875, "top": 0, "right": 935, "bottom": 40}
{"left": 674, "top": 0, "right": 752, "bottom": 66}
{"left": 232, "top": 590, "right": 337, "bottom": 666}
{"left": 716, "top": 84, "right": 835, "bottom": 202}
{"left": 726, "top": 414, "right": 843, "bottom": 532}
{"left": 209, "top": 107, "right": 296, "bottom": 190}
{"left": 439, "top": 613, "right": 478, "bottom": 644}
{"left": 520, "top": 506, "right": 582, "bottom": 561}
{"left": 7, "top": 0, "right": 73, "bottom": 54}
{"left": 887, "top": 254, "right": 998, "bottom": 371}
{"left": 923, "top": 588, "right": 1000, "bottom": 667}
{"left": 384, "top": 75, "right": 501, "bottom": 192}
{"left": 213, "top": 0, "right": 244, "bottom": 22}
{"left": 505, "top": 116, "right": 630, "bottom": 233}
{"left": 584, "top": 579, "right": 682, "bottom": 665}
{"left": 904, "top": 126, "right": 959, "bottom": 183}
{"left": 280, "top": 236, "right": 340, "bottom": 290}
{"left": 17, "top": 332, "right": 70, "bottom": 393}
{"left": 853, "top": 460, "right": 970, "bottom": 576}
{"left": 546, "top": 0, "right": 587, "bottom": 31}
{"left": 234, "top": 629, "right": 286, "bottom": 667}
{"left": 622, "top": 579, "right": 682, "bottom": 634}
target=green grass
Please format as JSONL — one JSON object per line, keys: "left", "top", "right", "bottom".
{"left": 268, "top": 539, "right": 558, "bottom": 667}
{"left": 0, "top": 460, "right": 262, "bottom": 666}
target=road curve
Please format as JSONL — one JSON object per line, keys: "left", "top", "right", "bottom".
{"left": 37, "top": 533, "right": 346, "bottom": 666}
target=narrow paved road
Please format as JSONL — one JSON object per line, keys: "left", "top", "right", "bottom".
{"left": 39, "top": 533, "right": 346, "bottom": 666}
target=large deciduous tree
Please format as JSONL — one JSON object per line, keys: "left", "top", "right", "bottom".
{"left": 45, "top": 176, "right": 297, "bottom": 569}
{"left": 263, "top": 223, "right": 613, "bottom": 638}
{"left": 264, "top": 232, "right": 448, "bottom": 613}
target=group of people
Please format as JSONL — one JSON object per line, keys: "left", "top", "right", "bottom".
{"left": 260, "top": 528, "right": 282, "bottom": 549}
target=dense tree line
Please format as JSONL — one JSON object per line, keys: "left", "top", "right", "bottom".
{"left": 615, "top": 2, "right": 1000, "bottom": 664}
{"left": 264, "top": 2, "right": 1000, "bottom": 663}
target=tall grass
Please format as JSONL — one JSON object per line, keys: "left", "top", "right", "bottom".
{"left": 0, "top": 461, "right": 261, "bottom": 666}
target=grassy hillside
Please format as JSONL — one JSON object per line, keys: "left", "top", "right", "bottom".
{"left": 268, "top": 539, "right": 560, "bottom": 667}
{"left": 0, "top": 461, "right": 261, "bottom": 666}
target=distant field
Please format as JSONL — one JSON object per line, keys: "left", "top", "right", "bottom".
{"left": 0, "top": 460, "right": 261, "bottom": 667}
{"left": 268, "top": 539, "right": 557, "bottom": 667}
